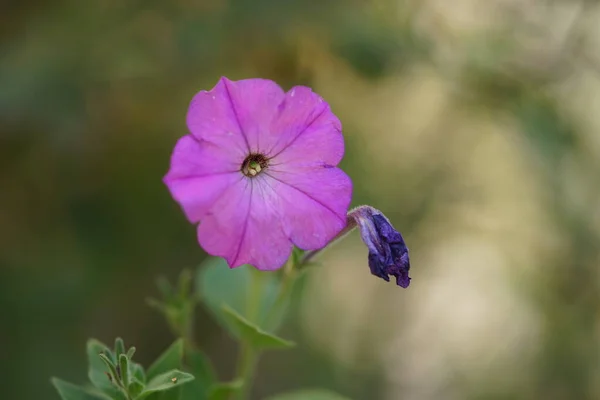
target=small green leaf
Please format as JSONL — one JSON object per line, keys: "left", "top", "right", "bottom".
{"left": 207, "top": 380, "right": 243, "bottom": 400}
{"left": 119, "top": 354, "right": 130, "bottom": 386}
{"left": 51, "top": 378, "right": 111, "bottom": 400}
{"left": 220, "top": 305, "right": 295, "bottom": 350}
{"left": 143, "top": 339, "right": 185, "bottom": 400}
{"left": 180, "top": 348, "right": 217, "bottom": 400}
{"left": 128, "top": 379, "right": 145, "bottom": 399}
{"left": 148, "top": 387, "right": 181, "bottom": 400}
{"left": 137, "top": 370, "right": 195, "bottom": 399}
{"left": 177, "top": 269, "right": 193, "bottom": 300}
{"left": 132, "top": 363, "right": 146, "bottom": 384}
{"left": 156, "top": 276, "right": 174, "bottom": 298}
{"left": 146, "top": 339, "right": 184, "bottom": 380}
{"left": 265, "top": 389, "right": 352, "bottom": 400}
{"left": 197, "top": 258, "right": 280, "bottom": 328}
{"left": 149, "top": 270, "right": 196, "bottom": 339}
{"left": 87, "top": 339, "right": 126, "bottom": 400}
{"left": 87, "top": 339, "right": 109, "bottom": 385}
{"left": 187, "top": 348, "right": 216, "bottom": 388}
{"left": 98, "top": 353, "right": 120, "bottom": 383}
{"left": 127, "top": 347, "right": 137, "bottom": 360}
{"left": 115, "top": 338, "right": 126, "bottom": 357}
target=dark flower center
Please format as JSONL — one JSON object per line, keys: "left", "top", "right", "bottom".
{"left": 241, "top": 153, "right": 269, "bottom": 177}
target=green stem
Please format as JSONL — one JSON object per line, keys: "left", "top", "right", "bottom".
{"left": 234, "top": 256, "right": 303, "bottom": 399}
{"left": 235, "top": 269, "right": 264, "bottom": 400}
{"left": 115, "top": 374, "right": 133, "bottom": 400}
{"left": 235, "top": 342, "right": 257, "bottom": 400}
{"left": 266, "top": 257, "right": 296, "bottom": 329}
{"left": 179, "top": 269, "right": 198, "bottom": 351}
{"left": 181, "top": 300, "right": 197, "bottom": 351}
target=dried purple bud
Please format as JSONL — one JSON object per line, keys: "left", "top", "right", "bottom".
{"left": 349, "top": 206, "right": 411, "bottom": 288}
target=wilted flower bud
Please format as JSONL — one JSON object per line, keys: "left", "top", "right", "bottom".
{"left": 348, "top": 206, "right": 411, "bottom": 288}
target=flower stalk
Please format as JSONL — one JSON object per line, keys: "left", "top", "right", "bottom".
{"left": 235, "top": 268, "right": 266, "bottom": 400}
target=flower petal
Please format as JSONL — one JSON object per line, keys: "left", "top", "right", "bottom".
{"left": 197, "top": 177, "right": 292, "bottom": 270}
{"left": 265, "top": 166, "right": 352, "bottom": 250}
{"left": 187, "top": 77, "right": 281, "bottom": 157}
{"left": 164, "top": 135, "right": 242, "bottom": 178}
{"left": 164, "top": 135, "right": 242, "bottom": 222}
{"left": 212, "top": 77, "right": 286, "bottom": 153}
{"left": 265, "top": 86, "right": 344, "bottom": 166}
{"left": 349, "top": 206, "right": 411, "bottom": 288}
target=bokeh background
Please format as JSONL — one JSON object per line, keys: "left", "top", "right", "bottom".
{"left": 2, "top": 0, "right": 600, "bottom": 399}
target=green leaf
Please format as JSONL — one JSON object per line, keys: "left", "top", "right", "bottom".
{"left": 127, "top": 346, "right": 137, "bottom": 360}
{"left": 119, "top": 354, "right": 131, "bottom": 386}
{"left": 51, "top": 378, "right": 111, "bottom": 400}
{"left": 132, "top": 363, "right": 147, "bottom": 384}
{"left": 98, "top": 353, "right": 120, "bottom": 383}
{"left": 148, "top": 387, "right": 181, "bottom": 400}
{"left": 137, "top": 370, "right": 195, "bottom": 399}
{"left": 220, "top": 305, "right": 295, "bottom": 350}
{"left": 207, "top": 380, "right": 243, "bottom": 400}
{"left": 265, "top": 389, "right": 352, "bottom": 400}
{"left": 149, "top": 270, "right": 196, "bottom": 339}
{"left": 180, "top": 349, "right": 217, "bottom": 400}
{"left": 187, "top": 348, "right": 216, "bottom": 388}
{"left": 146, "top": 339, "right": 184, "bottom": 380}
{"left": 196, "top": 257, "right": 280, "bottom": 328}
{"left": 87, "top": 339, "right": 126, "bottom": 400}
{"left": 177, "top": 269, "right": 193, "bottom": 300}
{"left": 144, "top": 340, "right": 185, "bottom": 400}
{"left": 115, "top": 338, "right": 126, "bottom": 357}
{"left": 156, "top": 276, "right": 174, "bottom": 299}
{"left": 128, "top": 379, "right": 145, "bottom": 399}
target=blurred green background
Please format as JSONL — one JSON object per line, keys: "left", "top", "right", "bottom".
{"left": 2, "top": 0, "right": 600, "bottom": 399}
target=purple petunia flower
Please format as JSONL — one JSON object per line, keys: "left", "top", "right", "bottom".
{"left": 164, "top": 77, "right": 352, "bottom": 271}
{"left": 349, "top": 206, "right": 411, "bottom": 287}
